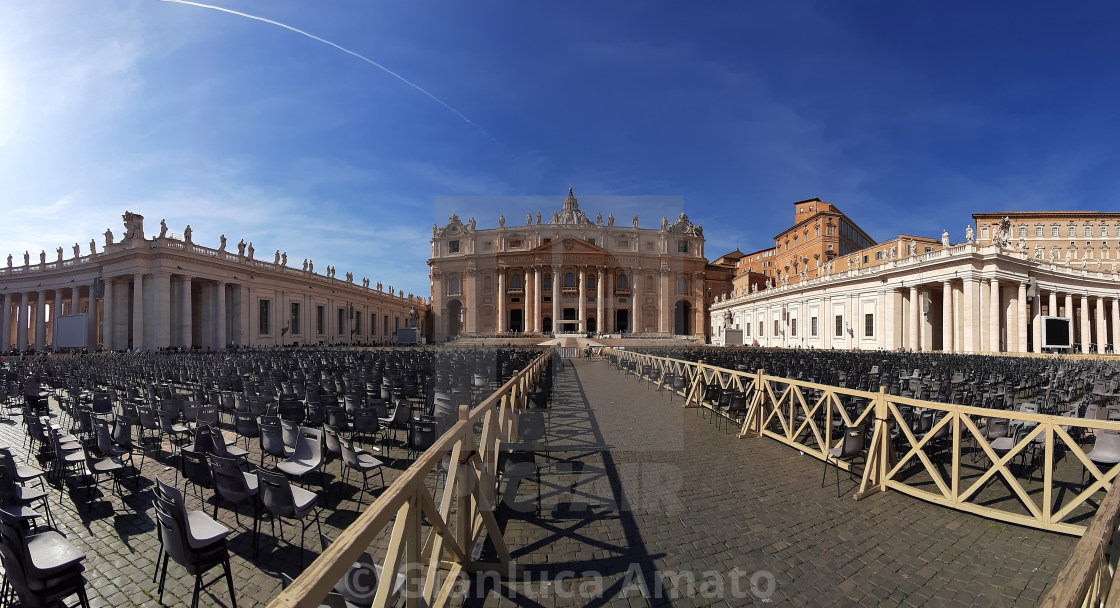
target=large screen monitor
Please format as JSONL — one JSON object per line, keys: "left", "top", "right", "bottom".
{"left": 52, "top": 314, "right": 87, "bottom": 349}
{"left": 1041, "top": 316, "right": 1072, "bottom": 349}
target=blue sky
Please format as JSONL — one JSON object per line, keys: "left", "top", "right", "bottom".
{"left": 3, "top": 2, "right": 1120, "bottom": 296}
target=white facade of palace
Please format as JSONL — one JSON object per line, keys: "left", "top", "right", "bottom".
{"left": 0, "top": 212, "right": 427, "bottom": 352}
{"left": 427, "top": 189, "right": 709, "bottom": 342}
{"left": 710, "top": 237, "right": 1120, "bottom": 354}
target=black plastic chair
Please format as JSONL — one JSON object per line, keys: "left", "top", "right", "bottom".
{"left": 338, "top": 437, "right": 384, "bottom": 509}
{"left": 822, "top": 426, "right": 867, "bottom": 497}
{"left": 0, "top": 510, "right": 89, "bottom": 608}
{"left": 257, "top": 468, "right": 321, "bottom": 569}
{"left": 208, "top": 454, "right": 262, "bottom": 558}
{"left": 153, "top": 497, "right": 237, "bottom": 608}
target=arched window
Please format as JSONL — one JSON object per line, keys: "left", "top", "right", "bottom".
{"left": 448, "top": 276, "right": 461, "bottom": 295}
{"left": 564, "top": 272, "right": 575, "bottom": 288}
{"left": 616, "top": 274, "right": 628, "bottom": 290}
{"left": 511, "top": 273, "right": 522, "bottom": 289}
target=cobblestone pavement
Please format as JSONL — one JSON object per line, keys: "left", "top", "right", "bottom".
{"left": 1, "top": 394, "right": 422, "bottom": 608}
{"left": 465, "top": 357, "right": 1076, "bottom": 607}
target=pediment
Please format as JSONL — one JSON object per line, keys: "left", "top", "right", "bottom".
{"left": 525, "top": 237, "right": 612, "bottom": 256}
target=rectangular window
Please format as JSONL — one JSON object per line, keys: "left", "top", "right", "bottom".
{"left": 758, "top": 321, "right": 763, "bottom": 337}
{"left": 371, "top": 312, "right": 377, "bottom": 336}
{"left": 1103, "top": 226, "right": 1109, "bottom": 237}
{"left": 509, "top": 239, "right": 522, "bottom": 248}
{"left": 259, "top": 300, "right": 271, "bottom": 335}
{"left": 678, "top": 240, "right": 689, "bottom": 253}
{"left": 744, "top": 323, "right": 750, "bottom": 337}
{"left": 811, "top": 316, "right": 818, "bottom": 337}
{"left": 773, "top": 319, "right": 779, "bottom": 336}
{"left": 355, "top": 313, "right": 362, "bottom": 335}
{"left": 790, "top": 318, "right": 797, "bottom": 337}
{"left": 1069, "top": 225, "right": 1076, "bottom": 237}
{"left": 384, "top": 315, "right": 389, "bottom": 336}
{"left": 316, "top": 306, "right": 325, "bottom": 334}
{"left": 448, "top": 240, "right": 460, "bottom": 253}
{"left": 862, "top": 254, "right": 869, "bottom": 264}
{"left": 290, "top": 302, "right": 300, "bottom": 335}
{"left": 1085, "top": 226, "right": 1093, "bottom": 237}
{"left": 924, "top": 247, "right": 934, "bottom": 253}
{"left": 835, "top": 314, "right": 843, "bottom": 337}
{"left": 1019, "top": 226, "right": 1027, "bottom": 238}
{"left": 981, "top": 226, "right": 989, "bottom": 240}
{"left": 1036, "top": 226, "right": 1043, "bottom": 237}
{"left": 875, "top": 251, "right": 883, "bottom": 260}
{"left": 1052, "top": 226, "right": 1059, "bottom": 237}
{"left": 864, "top": 313, "right": 874, "bottom": 337}
{"left": 338, "top": 308, "right": 345, "bottom": 335}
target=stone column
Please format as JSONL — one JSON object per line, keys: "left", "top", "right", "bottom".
{"left": 1080, "top": 295, "right": 1091, "bottom": 354}
{"left": 181, "top": 276, "right": 193, "bottom": 348}
{"left": 1097, "top": 296, "right": 1107, "bottom": 354}
{"left": 466, "top": 270, "right": 478, "bottom": 335}
{"left": 962, "top": 278, "right": 977, "bottom": 354}
{"left": 1065, "top": 293, "right": 1074, "bottom": 352}
{"left": 942, "top": 281, "right": 953, "bottom": 353}
{"left": 979, "top": 279, "right": 990, "bottom": 352}
{"left": 908, "top": 286, "right": 919, "bottom": 351}
{"left": 16, "top": 293, "right": 28, "bottom": 353}
{"left": 131, "top": 273, "right": 144, "bottom": 350}
{"left": 155, "top": 274, "right": 172, "bottom": 348}
{"left": 533, "top": 267, "right": 543, "bottom": 333}
{"left": 631, "top": 269, "right": 640, "bottom": 334}
{"left": 1032, "top": 288, "right": 1042, "bottom": 353}
{"left": 551, "top": 265, "right": 560, "bottom": 333}
{"left": 577, "top": 267, "right": 586, "bottom": 332}
{"left": 215, "top": 281, "right": 226, "bottom": 349}
{"left": 1113, "top": 297, "right": 1120, "bottom": 354}
{"left": 33, "top": 292, "right": 46, "bottom": 352}
{"left": 497, "top": 269, "right": 506, "bottom": 333}
{"left": 659, "top": 268, "right": 670, "bottom": 334}
{"left": 596, "top": 267, "right": 605, "bottom": 334}
{"left": 524, "top": 267, "right": 534, "bottom": 334}
{"left": 0, "top": 293, "right": 8, "bottom": 353}
{"left": 86, "top": 282, "right": 97, "bottom": 348}
{"left": 51, "top": 290, "right": 62, "bottom": 349}
{"left": 989, "top": 278, "right": 1000, "bottom": 353}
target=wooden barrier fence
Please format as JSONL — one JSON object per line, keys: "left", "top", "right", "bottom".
{"left": 269, "top": 348, "right": 553, "bottom": 608}
{"left": 606, "top": 348, "right": 1120, "bottom": 537}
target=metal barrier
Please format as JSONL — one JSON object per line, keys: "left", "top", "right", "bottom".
{"left": 269, "top": 348, "right": 553, "bottom": 608}
{"left": 606, "top": 348, "right": 1120, "bottom": 537}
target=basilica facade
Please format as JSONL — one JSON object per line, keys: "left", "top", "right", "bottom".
{"left": 427, "top": 189, "right": 709, "bottom": 341}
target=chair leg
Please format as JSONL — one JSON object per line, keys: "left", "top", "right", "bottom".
{"left": 158, "top": 553, "right": 169, "bottom": 603}
{"left": 192, "top": 572, "right": 203, "bottom": 608}
{"left": 821, "top": 456, "right": 829, "bottom": 488}
{"left": 223, "top": 557, "right": 238, "bottom": 608}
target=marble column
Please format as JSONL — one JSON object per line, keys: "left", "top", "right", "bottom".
{"left": 1049, "top": 291, "right": 1057, "bottom": 319}
{"left": 551, "top": 265, "right": 560, "bottom": 333}
{"left": 1080, "top": 295, "right": 1090, "bottom": 354}
{"left": 908, "top": 286, "right": 919, "bottom": 351}
{"left": 577, "top": 267, "right": 586, "bottom": 332}
{"left": 942, "top": 281, "right": 953, "bottom": 353}
{"left": 533, "top": 267, "right": 543, "bottom": 333}
{"left": 86, "top": 282, "right": 97, "bottom": 348}
{"left": 659, "top": 269, "right": 670, "bottom": 334}
{"left": 181, "top": 276, "right": 193, "bottom": 348}
{"left": 1065, "top": 293, "right": 1074, "bottom": 352}
{"left": 596, "top": 267, "right": 605, "bottom": 334}
{"left": 215, "top": 281, "right": 226, "bottom": 349}
{"left": 466, "top": 271, "right": 478, "bottom": 335}
{"left": 962, "top": 278, "right": 977, "bottom": 354}
{"left": 989, "top": 278, "right": 1000, "bottom": 353}
{"left": 979, "top": 279, "right": 990, "bottom": 353}
{"left": 1096, "top": 296, "right": 1107, "bottom": 354}
{"left": 497, "top": 270, "right": 506, "bottom": 333}
{"left": 33, "top": 292, "right": 46, "bottom": 352}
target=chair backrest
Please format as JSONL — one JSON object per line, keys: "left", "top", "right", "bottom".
{"left": 292, "top": 427, "right": 323, "bottom": 464}
{"left": 841, "top": 427, "right": 865, "bottom": 457}
{"left": 323, "top": 425, "right": 342, "bottom": 458}
{"left": 95, "top": 423, "right": 116, "bottom": 457}
{"left": 181, "top": 448, "right": 213, "bottom": 488}
{"left": 260, "top": 421, "right": 286, "bottom": 457}
{"left": 282, "top": 420, "right": 300, "bottom": 449}
{"left": 325, "top": 406, "right": 347, "bottom": 429}
{"left": 353, "top": 409, "right": 380, "bottom": 433}
{"left": 235, "top": 412, "right": 259, "bottom": 437}
{"left": 338, "top": 437, "right": 364, "bottom": 469}
{"left": 153, "top": 498, "right": 194, "bottom": 568}
{"left": 112, "top": 419, "right": 134, "bottom": 448}
{"left": 190, "top": 424, "right": 216, "bottom": 454}
{"left": 155, "top": 477, "right": 188, "bottom": 515}
{"left": 409, "top": 420, "right": 437, "bottom": 452}
{"left": 257, "top": 468, "right": 299, "bottom": 518}
{"left": 209, "top": 454, "right": 254, "bottom": 502}
{"left": 208, "top": 427, "right": 232, "bottom": 459}
{"left": 391, "top": 400, "right": 412, "bottom": 425}
{"left": 517, "top": 412, "right": 545, "bottom": 441}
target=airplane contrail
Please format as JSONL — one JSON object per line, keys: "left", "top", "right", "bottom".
{"left": 156, "top": 0, "right": 498, "bottom": 143}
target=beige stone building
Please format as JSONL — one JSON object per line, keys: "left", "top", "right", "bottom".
{"left": 0, "top": 212, "right": 426, "bottom": 352}
{"left": 427, "top": 189, "right": 709, "bottom": 341}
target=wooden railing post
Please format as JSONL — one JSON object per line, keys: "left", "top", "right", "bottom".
{"left": 738, "top": 368, "right": 766, "bottom": 438}
{"left": 854, "top": 386, "right": 889, "bottom": 500}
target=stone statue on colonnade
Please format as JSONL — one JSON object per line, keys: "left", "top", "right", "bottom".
{"left": 608, "top": 213, "right": 615, "bottom": 226}
{"left": 159, "top": 219, "right": 168, "bottom": 238}
{"left": 39, "top": 250, "right": 45, "bottom": 265}
{"left": 73, "top": 243, "right": 80, "bottom": 258}
{"left": 274, "top": 250, "right": 280, "bottom": 264}
{"left": 89, "top": 240, "right": 96, "bottom": 255}
{"left": 218, "top": 235, "right": 227, "bottom": 251}
{"left": 499, "top": 215, "right": 505, "bottom": 228}
{"left": 6, "top": 254, "right": 11, "bottom": 268}
{"left": 237, "top": 240, "right": 246, "bottom": 256}
{"left": 965, "top": 225, "right": 973, "bottom": 243}
{"left": 23, "top": 251, "right": 29, "bottom": 266}
{"left": 302, "top": 259, "right": 308, "bottom": 272}
{"left": 247, "top": 242, "right": 254, "bottom": 259}
{"left": 633, "top": 215, "right": 639, "bottom": 228}
{"left": 104, "top": 228, "right": 114, "bottom": 247}
{"left": 525, "top": 213, "right": 532, "bottom": 225}
{"left": 281, "top": 252, "right": 287, "bottom": 266}
{"left": 56, "top": 247, "right": 63, "bottom": 262}
{"left": 941, "top": 230, "right": 950, "bottom": 248}
{"left": 184, "top": 225, "right": 192, "bottom": 243}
